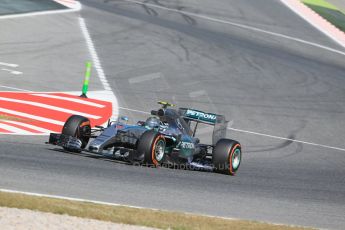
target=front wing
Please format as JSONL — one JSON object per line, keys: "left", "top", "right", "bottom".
{"left": 48, "top": 133, "right": 82, "bottom": 151}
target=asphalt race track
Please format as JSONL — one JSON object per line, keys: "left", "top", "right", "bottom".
{"left": 1, "top": 0, "right": 345, "bottom": 229}
{"left": 0, "top": 0, "right": 66, "bottom": 15}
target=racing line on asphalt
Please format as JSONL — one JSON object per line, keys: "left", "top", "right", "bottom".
{"left": 121, "top": 0, "right": 345, "bottom": 56}
{"left": 1, "top": 2, "right": 344, "bottom": 228}
{"left": 116, "top": 106, "right": 345, "bottom": 152}
{"left": 1, "top": 0, "right": 345, "bottom": 151}
{"left": 104, "top": 0, "right": 345, "bottom": 152}
{"left": 78, "top": 16, "right": 119, "bottom": 119}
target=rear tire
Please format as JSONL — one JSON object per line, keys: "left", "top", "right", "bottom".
{"left": 213, "top": 139, "right": 241, "bottom": 175}
{"left": 137, "top": 130, "right": 166, "bottom": 166}
{"left": 62, "top": 115, "right": 91, "bottom": 151}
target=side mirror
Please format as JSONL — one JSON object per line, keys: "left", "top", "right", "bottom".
{"left": 120, "top": 116, "right": 129, "bottom": 123}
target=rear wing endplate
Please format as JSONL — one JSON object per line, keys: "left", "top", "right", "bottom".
{"left": 179, "top": 108, "right": 228, "bottom": 145}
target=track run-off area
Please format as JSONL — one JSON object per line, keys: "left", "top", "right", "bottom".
{"left": 0, "top": 0, "right": 345, "bottom": 229}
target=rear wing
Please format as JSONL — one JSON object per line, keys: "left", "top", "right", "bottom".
{"left": 178, "top": 108, "right": 221, "bottom": 124}
{"left": 178, "top": 108, "right": 228, "bottom": 145}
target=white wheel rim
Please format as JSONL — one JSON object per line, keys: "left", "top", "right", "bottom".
{"left": 154, "top": 139, "right": 165, "bottom": 162}
{"left": 232, "top": 148, "right": 241, "bottom": 170}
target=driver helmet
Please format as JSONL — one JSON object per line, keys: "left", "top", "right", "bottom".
{"left": 145, "top": 117, "right": 160, "bottom": 129}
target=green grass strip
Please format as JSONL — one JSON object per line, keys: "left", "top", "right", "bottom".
{"left": 0, "top": 191, "right": 312, "bottom": 230}
{"left": 301, "top": 0, "right": 345, "bottom": 32}
{"left": 302, "top": 0, "right": 339, "bottom": 10}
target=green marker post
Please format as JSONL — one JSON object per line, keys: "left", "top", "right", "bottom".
{"left": 81, "top": 61, "right": 92, "bottom": 98}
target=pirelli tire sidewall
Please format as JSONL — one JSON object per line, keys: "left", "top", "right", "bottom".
{"left": 213, "top": 139, "right": 242, "bottom": 175}
{"left": 137, "top": 130, "right": 166, "bottom": 167}
{"left": 62, "top": 115, "right": 91, "bottom": 150}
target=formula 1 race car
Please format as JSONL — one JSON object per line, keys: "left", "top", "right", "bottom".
{"left": 47, "top": 102, "right": 242, "bottom": 175}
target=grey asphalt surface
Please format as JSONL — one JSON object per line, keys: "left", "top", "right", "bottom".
{"left": 0, "top": 12, "right": 103, "bottom": 92}
{"left": 0, "top": 0, "right": 65, "bottom": 15}
{"left": 328, "top": 0, "right": 345, "bottom": 11}
{"left": 1, "top": 0, "right": 345, "bottom": 229}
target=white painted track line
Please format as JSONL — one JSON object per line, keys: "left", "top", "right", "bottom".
{"left": 0, "top": 97, "right": 101, "bottom": 119}
{"left": 79, "top": 18, "right": 112, "bottom": 92}
{"left": 79, "top": 17, "right": 119, "bottom": 119}
{"left": 227, "top": 127, "right": 345, "bottom": 152}
{"left": 0, "top": 188, "right": 155, "bottom": 211}
{"left": 1, "top": 68, "right": 23, "bottom": 75}
{"left": 0, "top": 91, "right": 114, "bottom": 135}
{"left": 0, "top": 1, "right": 341, "bottom": 151}
{"left": 0, "top": 188, "right": 315, "bottom": 228}
{"left": 0, "top": 62, "right": 18, "bottom": 68}
{"left": 118, "top": 106, "right": 345, "bottom": 152}
{"left": 32, "top": 94, "right": 105, "bottom": 108}
{"left": 0, "top": 188, "right": 242, "bottom": 222}
{"left": 122, "top": 0, "right": 345, "bottom": 56}
{"left": 0, "top": 86, "right": 33, "bottom": 92}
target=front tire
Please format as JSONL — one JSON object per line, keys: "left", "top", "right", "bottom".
{"left": 62, "top": 115, "right": 91, "bottom": 151}
{"left": 137, "top": 130, "right": 166, "bottom": 166}
{"left": 213, "top": 139, "right": 241, "bottom": 175}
